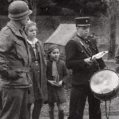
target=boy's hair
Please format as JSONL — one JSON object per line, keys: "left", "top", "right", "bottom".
{"left": 47, "top": 44, "right": 60, "bottom": 60}
{"left": 47, "top": 44, "right": 59, "bottom": 54}
{"left": 25, "top": 20, "right": 37, "bottom": 33}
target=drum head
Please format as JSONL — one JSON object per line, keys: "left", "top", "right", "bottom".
{"left": 90, "top": 70, "right": 119, "bottom": 96}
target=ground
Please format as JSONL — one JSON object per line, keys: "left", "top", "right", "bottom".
{"left": 40, "top": 92, "right": 119, "bottom": 119}
{"left": 40, "top": 60, "right": 119, "bottom": 119}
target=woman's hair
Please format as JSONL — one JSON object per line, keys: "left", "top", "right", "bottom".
{"left": 25, "top": 20, "right": 37, "bottom": 34}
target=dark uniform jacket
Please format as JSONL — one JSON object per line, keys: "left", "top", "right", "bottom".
{"left": 0, "top": 21, "right": 32, "bottom": 88}
{"left": 65, "top": 34, "right": 105, "bottom": 86}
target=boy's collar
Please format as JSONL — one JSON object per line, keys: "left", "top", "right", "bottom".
{"left": 50, "top": 58, "right": 59, "bottom": 62}
{"left": 27, "top": 38, "right": 38, "bottom": 45}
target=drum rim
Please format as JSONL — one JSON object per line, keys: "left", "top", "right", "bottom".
{"left": 92, "top": 86, "right": 119, "bottom": 101}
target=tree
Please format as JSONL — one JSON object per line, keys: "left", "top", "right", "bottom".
{"left": 0, "top": 0, "right": 9, "bottom": 15}
{"left": 28, "top": 0, "right": 37, "bottom": 21}
{"left": 107, "top": 0, "right": 118, "bottom": 59}
{"left": 65, "top": 0, "right": 108, "bottom": 16}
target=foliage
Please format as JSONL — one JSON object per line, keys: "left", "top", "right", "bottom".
{"left": 35, "top": 0, "right": 108, "bottom": 16}
{"left": 0, "top": 0, "right": 108, "bottom": 16}
{"left": 0, "top": 0, "right": 9, "bottom": 15}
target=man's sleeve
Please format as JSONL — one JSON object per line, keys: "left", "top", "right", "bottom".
{"left": 0, "top": 28, "right": 17, "bottom": 79}
{"left": 65, "top": 40, "right": 89, "bottom": 70}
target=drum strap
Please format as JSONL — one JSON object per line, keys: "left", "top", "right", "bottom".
{"left": 74, "top": 35, "right": 101, "bottom": 70}
{"left": 75, "top": 35, "right": 93, "bottom": 57}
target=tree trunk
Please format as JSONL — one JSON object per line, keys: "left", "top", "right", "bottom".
{"left": 108, "top": 0, "right": 117, "bottom": 59}
{"left": 29, "top": 0, "right": 37, "bottom": 21}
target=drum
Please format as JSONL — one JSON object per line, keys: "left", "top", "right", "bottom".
{"left": 90, "top": 69, "right": 119, "bottom": 101}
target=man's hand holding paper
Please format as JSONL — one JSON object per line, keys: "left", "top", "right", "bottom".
{"left": 92, "top": 51, "right": 108, "bottom": 59}
{"left": 84, "top": 51, "right": 108, "bottom": 64}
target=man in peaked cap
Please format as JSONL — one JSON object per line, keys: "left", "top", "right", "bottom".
{"left": 0, "top": 1, "right": 32, "bottom": 119}
{"left": 65, "top": 17, "right": 106, "bottom": 119}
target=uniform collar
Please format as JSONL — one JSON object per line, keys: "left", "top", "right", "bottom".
{"left": 76, "top": 33, "right": 85, "bottom": 40}
{"left": 76, "top": 33, "right": 89, "bottom": 43}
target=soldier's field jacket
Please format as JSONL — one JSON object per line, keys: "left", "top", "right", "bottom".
{"left": 0, "top": 21, "right": 32, "bottom": 88}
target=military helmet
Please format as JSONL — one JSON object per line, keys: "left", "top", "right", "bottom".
{"left": 8, "top": 0, "right": 32, "bottom": 20}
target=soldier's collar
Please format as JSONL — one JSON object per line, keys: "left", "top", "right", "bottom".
{"left": 7, "top": 21, "right": 25, "bottom": 38}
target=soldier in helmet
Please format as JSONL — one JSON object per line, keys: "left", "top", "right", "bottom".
{"left": 65, "top": 17, "right": 106, "bottom": 119}
{"left": 0, "top": 1, "right": 32, "bottom": 119}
